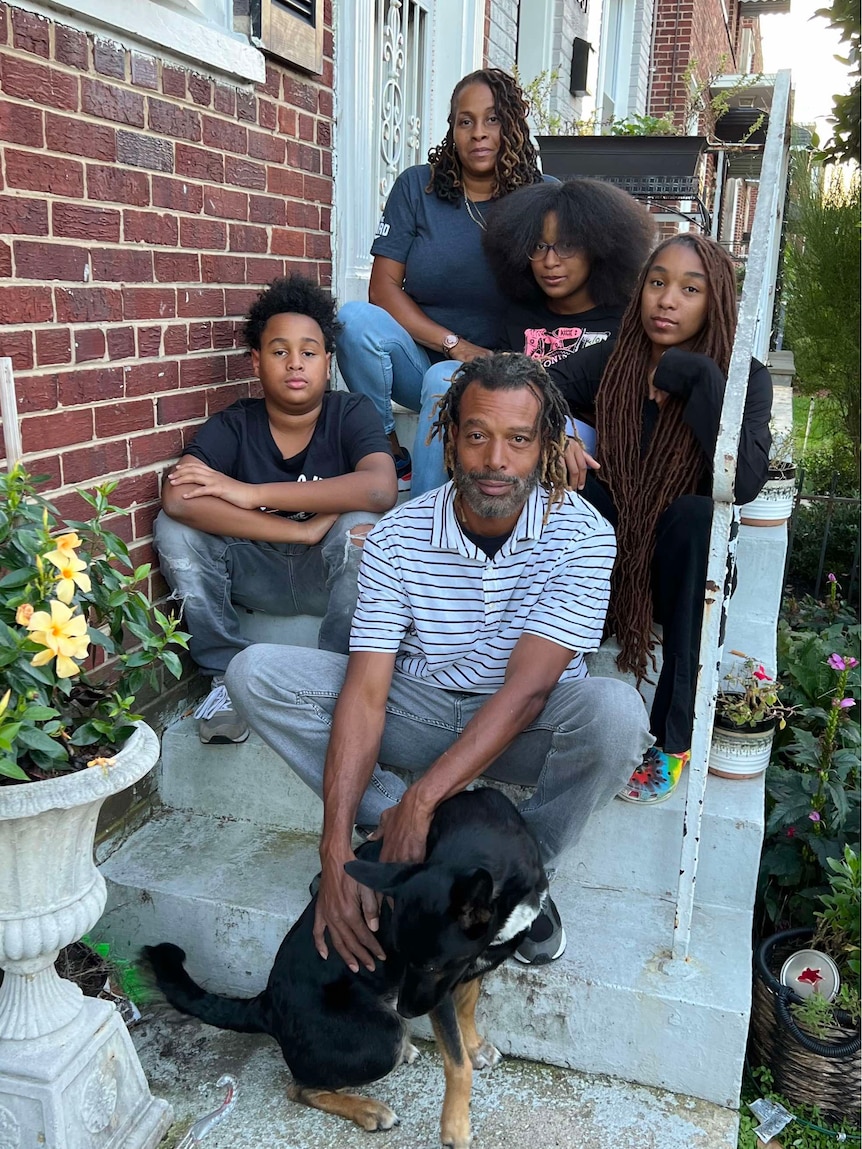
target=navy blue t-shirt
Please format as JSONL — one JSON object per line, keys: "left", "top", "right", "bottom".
{"left": 371, "top": 164, "right": 510, "bottom": 356}
{"left": 185, "top": 392, "right": 389, "bottom": 517}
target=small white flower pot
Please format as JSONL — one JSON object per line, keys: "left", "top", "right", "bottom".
{"left": 740, "top": 469, "right": 797, "bottom": 527}
{"left": 708, "top": 719, "right": 776, "bottom": 780}
{"left": 0, "top": 724, "right": 172, "bottom": 1149}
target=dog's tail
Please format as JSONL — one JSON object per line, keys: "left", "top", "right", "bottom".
{"left": 143, "top": 943, "right": 270, "bottom": 1035}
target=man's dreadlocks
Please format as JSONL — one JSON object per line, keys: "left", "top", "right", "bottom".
{"left": 428, "top": 353, "right": 570, "bottom": 517}
{"left": 426, "top": 69, "right": 543, "bottom": 204}
{"left": 595, "top": 233, "right": 738, "bottom": 684}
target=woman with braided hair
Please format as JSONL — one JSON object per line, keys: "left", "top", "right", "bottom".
{"left": 336, "top": 68, "right": 545, "bottom": 490}
{"left": 548, "top": 233, "right": 773, "bottom": 804}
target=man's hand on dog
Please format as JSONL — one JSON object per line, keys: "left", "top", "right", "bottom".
{"left": 314, "top": 854, "right": 386, "bottom": 974}
{"left": 373, "top": 792, "right": 432, "bottom": 865}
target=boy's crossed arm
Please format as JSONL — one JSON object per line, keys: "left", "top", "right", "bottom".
{"left": 162, "top": 451, "right": 396, "bottom": 544}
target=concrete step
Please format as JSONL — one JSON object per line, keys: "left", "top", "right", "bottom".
{"left": 133, "top": 1007, "right": 739, "bottom": 1149}
{"left": 158, "top": 716, "right": 764, "bottom": 914}
{"left": 96, "top": 809, "right": 751, "bottom": 1109}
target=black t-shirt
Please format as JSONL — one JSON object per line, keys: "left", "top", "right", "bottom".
{"left": 500, "top": 301, "right": 623, "bottom": 368}
{"left": 185, "top": 391, "right": 390, "bottom": 516}
{"left": 547, "top": 342, "right": 773, "bottom": 505}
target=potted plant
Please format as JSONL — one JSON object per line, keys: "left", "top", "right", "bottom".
{"left": 741, "top": 423, "right": 798, "bottom": 526}
{"left": 709, "top": 652, "right": 794, "bottom": 779}
{"left": 0, "top": 464, "right": 188, "bottom": 1149}
{"left": 522, "top": 67, "right": 707, "bottom": 187}
{"left": 749, "top": 846, "right": 861, "bottom": 1126}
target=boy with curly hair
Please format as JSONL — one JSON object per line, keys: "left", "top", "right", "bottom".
{"left": 154, "top": 276, "right": 397, "bottom": 744}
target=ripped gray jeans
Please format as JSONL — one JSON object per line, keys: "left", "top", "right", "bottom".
{"left": 153, "top": 510, "right": 378, "bottom": 676}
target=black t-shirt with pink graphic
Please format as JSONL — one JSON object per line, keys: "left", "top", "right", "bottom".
{"left": 499, "top": 300, "right": 623, "bottom": 367}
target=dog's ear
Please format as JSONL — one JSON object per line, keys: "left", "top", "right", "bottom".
{"left": 344, "top": 859, "right": 425, "bottom": 894}
{"left": 450, "top": 868, "right": 494, "bottom": 938}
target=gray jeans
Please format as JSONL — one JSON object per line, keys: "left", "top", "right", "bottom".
{"left": 153, "top": 511, "right": 377, "bottom": 675}
{"left": 226, "top": 646, "right": 653, "bottom": 868}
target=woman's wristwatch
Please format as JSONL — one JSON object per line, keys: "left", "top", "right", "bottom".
{"left": 441, "top": 333, "right": 461, "bottom": 358}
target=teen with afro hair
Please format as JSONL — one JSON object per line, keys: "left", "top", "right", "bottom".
{"left": 547, "top": 233, "right": 773, "bottom": 805}
{"left": 336, "top": 68, "right": 546, "bottom": 490}
{"left": 410, "top": 177, "right": 655, "bottom": 492}
{"left": 155, "top": 275, "right": 397, "bottom": 745}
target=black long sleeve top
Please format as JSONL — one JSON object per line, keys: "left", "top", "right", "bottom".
{"left": 547, "top": 342, "right": 773, "bottom": 506}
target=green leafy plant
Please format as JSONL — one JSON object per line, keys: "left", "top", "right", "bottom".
{"left": 738, "top": 1065, "right": 861, "bottom": 1148}
{"left": 716, "top": 652, "right": 795, "bottom": 728}
{"left": 757, "top": 588, "right": 860, "bottom": 930}
{"left": 0, "top": 465, "right": 189, "bottom": 783}
{"left": 521, "top": 60, "right": 763, "bottom": 138}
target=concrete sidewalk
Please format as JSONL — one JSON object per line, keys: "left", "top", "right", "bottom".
{"left": 136, "top": 1008, "right": 739, "bottom": 1149}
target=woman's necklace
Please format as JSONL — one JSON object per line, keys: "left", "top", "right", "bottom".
{"left": 463, "top": 192, "right": 488, "bottom": 231}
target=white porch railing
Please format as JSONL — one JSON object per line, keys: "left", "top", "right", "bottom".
{"left": 672, "top": 68, "right": 793, "bottom": 960}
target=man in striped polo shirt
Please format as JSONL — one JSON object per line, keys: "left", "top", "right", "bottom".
{"left": 227, "top": 353, "right": 651, "bottom": 970}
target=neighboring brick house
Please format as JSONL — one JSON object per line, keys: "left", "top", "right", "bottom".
{"left": 0, "top": 0, "right": 334, "bottom": 616}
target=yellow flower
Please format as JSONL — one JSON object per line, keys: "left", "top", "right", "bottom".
{"left": 49, "top": 554, "right": 92, "bottom": 605}
{"left": 52, "top": 532, "right": 83, "bottom": 557}
{"left": 27, "top": 600, "right": 90, "bottom": 679}
{"left": 15, "top": 603, "right": 34, "bottom": 626}
{"left": 43, "top": 536, "right": 91, "bottom": 604}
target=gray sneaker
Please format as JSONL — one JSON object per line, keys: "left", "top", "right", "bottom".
{"left": 514, "top": 894, "right": 567, "bottom": 965}
{"left": 194, "top": 677, "right": 249, "bottom": 745}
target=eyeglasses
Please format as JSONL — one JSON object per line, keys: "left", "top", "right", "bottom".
{"left": 528, "top": 241, "right": 581, "bottom": 261}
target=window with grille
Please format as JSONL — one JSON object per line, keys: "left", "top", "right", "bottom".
{"left": 373, "top": 0, "right": 430, "bottom": 211}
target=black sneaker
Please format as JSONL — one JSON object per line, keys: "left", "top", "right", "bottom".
{"left": 514, "top": 895, "right": 567, "bottom": 965}
{"left": 394, "top": 447, "right": 412, "bottom": 492}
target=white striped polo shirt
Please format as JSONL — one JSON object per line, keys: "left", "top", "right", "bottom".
{"left": 350, "top": 482, "right": 615, "bottom": 691}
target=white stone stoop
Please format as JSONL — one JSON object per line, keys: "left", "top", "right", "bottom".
{"left": 92, "top": 402, "right": 792, "bottom": 1130}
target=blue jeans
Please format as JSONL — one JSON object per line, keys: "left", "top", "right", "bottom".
{"left": 412, "top": 359, "right": 458, "bottom": 495}
{"left": 336, "top": 301, "right": 432, "bottom": 435}
{"left": 226, "top": 645, "right": 652, "bottom": 867}
{"left": 153, "top": 510, "right": 378, "bottom": 675}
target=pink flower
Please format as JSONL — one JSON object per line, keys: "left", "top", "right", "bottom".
{"left": 808, "top": 811, "right": 821, "bottom": 823}
{"left": 828, "top": 654, "right": 859, "bottom": 672}
{"left": 836, "top": 697, "right": 855, "bottom": 709}
{"left": 786, "top": 826, "right": 796, "bottom": 838}
{"left": 827, "top": 573, "right": 837, "bottom": 584}
{"left": 753, "top": 666, "right": 771, "bottom": 681}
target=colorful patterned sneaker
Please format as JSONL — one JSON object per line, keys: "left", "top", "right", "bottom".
{"left": 194, "top": 676, "right": 249, "bottom": 745}
{"left": 394, "top": 447, "right": 412, "bottom": 492}
{"left": 514, "top": 894, "right": 567, "bottom": 965}
{"left": 618, "top": 747, "right": 691, "bottom": 805}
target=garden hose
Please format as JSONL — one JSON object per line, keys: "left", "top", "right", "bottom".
{"left": 755, "top": 927, "right": 861, "bottom": 1057}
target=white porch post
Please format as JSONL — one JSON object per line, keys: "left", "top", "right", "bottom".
{"left": 671, "top": 69, "right": 793, "bottom": 961}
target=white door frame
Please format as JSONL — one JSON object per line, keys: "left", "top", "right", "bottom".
{"left": 333, "top": 0, "right": 483, "bottom": 307}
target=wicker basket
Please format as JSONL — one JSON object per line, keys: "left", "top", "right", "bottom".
{"left": 749, "top": 927, "right": 861, "bottom": 1126}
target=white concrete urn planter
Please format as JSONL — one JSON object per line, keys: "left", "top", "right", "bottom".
{"left": 708, "top": 716, "right": 776, "bottom": 780}
{"left": 740, "top": 467, "right": 797, "bottom": 527}
{"left": 0, "top": 722, "right": 172, "bottom": 1149}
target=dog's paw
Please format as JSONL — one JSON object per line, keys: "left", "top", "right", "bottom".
{"left": 401, "top": 1041, "right": 421, "bottom": 1066}
{"left": 441, "top": 1135, "right": 473, "bottom": 1149}
{"left": 468, "top": 1038, "right": 501, "bottom": 1070}
{"left": 356, "top": 1099, "right": 400, "bottom": 1132}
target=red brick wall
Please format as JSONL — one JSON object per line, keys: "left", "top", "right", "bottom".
{"left": 0, "top": 2, "right": 334, "bottom": 604}
{"left": 649, "top": 0, "right": 745, "bottom": 127}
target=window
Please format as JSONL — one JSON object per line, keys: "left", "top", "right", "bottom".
{"left": 251, "top": 0, "right": 324, "bottom": 74}
{"left": 31, "top": 0, "right": 264, "bottom": 83}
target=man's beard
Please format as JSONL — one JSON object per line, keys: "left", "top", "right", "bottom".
{"left": 453, "top": 462, "right": 540, "bottom": 521}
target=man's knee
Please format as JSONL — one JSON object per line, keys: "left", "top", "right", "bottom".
{"left": 581, "top": 676, "right": 650, "bottom": 733}
{"left": 225, "top": 644, "right": 280, "bottom": 713}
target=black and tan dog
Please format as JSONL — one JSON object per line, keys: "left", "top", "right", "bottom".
{"left": 144, "top": 787, "right": 546, "bottom": 1148}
